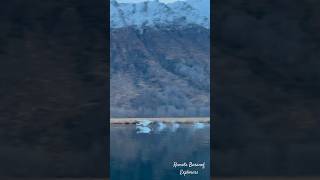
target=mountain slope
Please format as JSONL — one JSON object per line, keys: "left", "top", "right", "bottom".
{"left": 110, "top": 0, "right": 210, "bottom": 117}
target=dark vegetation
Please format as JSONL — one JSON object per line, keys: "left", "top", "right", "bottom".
{"left": 213, "top": 0, "right": 320, "bottom": 176}
{"left": 0, "top": 0, "right": 108, "bottom": 177}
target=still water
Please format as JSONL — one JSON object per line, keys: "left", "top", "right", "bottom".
{"left": 110, "top": 122, "right": 210, "bottom": 180}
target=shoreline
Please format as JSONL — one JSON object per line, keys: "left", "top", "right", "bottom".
{"left": 110, "top": 117, "right": 210, "bottom": 124}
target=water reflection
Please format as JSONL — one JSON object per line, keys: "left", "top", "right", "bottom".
{"left": 110, "top": 123, "right": 210, "bottom": 180}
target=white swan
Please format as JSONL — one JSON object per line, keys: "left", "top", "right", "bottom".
{"left": 136, "top": 119, "right": 152, "bottom": 127}
{"left": 136, "top": 119, "right": 153, "bottom": 134}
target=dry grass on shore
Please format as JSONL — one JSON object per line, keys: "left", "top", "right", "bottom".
{"left": 110, "top": 117, "right": 210, "bottom": 124}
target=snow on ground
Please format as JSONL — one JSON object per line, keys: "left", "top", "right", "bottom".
{"left": 111, "top": 0, "right": 209, "bottom": 29}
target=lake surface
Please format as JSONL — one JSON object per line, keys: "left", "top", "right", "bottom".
{"left": 110, "top": 122, "right": 210, "bottom": 180}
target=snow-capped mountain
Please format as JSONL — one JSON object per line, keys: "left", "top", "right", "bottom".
{"left": 110, "top": 0, "right": 210, "bottom": 29}
{"left": 110, "top": 0, "right": 210, "bottom": 117}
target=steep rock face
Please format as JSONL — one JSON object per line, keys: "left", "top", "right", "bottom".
{"left": 110, "top": 26, "right": 210, "bottom": 117}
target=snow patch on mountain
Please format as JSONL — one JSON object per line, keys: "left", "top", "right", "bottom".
{"left": 110, "top": 0, "right": 210, "bottom": 29}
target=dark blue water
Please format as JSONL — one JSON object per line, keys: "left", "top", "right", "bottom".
{"left": 110, "top": 123, "right": 210, "bottom": 180}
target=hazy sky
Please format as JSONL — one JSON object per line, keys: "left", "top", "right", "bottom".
{"left": 117, "top": 0, "right": 184, "bottom": 3}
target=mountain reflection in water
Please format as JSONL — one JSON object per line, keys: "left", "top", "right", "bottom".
{"left": 110, "top": 123, "right": 210, "bottom": 180}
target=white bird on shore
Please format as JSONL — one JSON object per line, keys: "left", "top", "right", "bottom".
{"left": 136, "top": 119, "right": 152, "bottom": 127}
{"left": 136, "top": 119, "right": 153, "bottom": 134}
